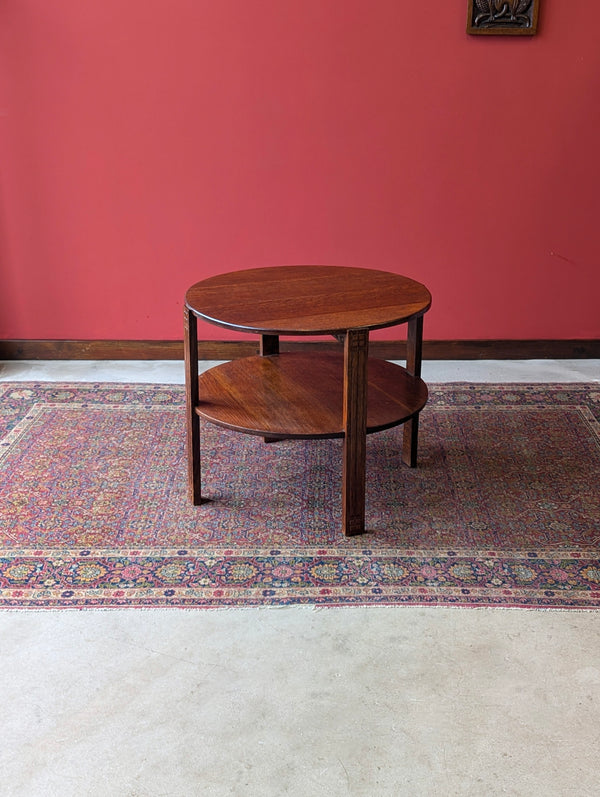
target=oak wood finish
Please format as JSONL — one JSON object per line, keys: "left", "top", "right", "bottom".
{"left": 185, "top": 265, "right": 431, "bottom": 536}
{"left": 185, "top": 266, "right": 431, "bottom": 336}
{"left": 196, "top": 354, "right": 428, "bottom": 438}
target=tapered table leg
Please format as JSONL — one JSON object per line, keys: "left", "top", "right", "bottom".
{"left": 402, "top": 315, "right": 424, "bottom": 468}
{"left": 184, "top": 306, "right": 203, "bottom": 504}
{"left": 342, "top": 328, "right": 369, "bottom": 536}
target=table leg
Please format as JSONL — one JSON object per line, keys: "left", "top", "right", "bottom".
{"left": 184, "top": 306, "right": 203, "bottom": 504}
{"left": 260, "top": 335, "right": 279, "bottom": 356}
{"left": 260, "top": 335, "right": 280, "bottom": 442}
{"left": 402, "top": 315, "right": 424, "bottom": 468}
{"left": 342, "top": 329, "right": 369, "bottom": 536}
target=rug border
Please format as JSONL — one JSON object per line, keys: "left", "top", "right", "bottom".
{"left": 1, "top": 381, "right": 599, "bottom": 610}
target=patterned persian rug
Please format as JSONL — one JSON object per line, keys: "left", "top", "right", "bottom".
{"left": 1, "top": 382, "right": 599, "bottom": 610}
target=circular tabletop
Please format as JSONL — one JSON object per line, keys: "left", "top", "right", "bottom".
{"left": 185, "top": 265, "right": 431, "bottom": 336}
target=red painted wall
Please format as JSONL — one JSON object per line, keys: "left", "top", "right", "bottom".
{"left": 1, "top": 1, "right": 599, "bottom": 342}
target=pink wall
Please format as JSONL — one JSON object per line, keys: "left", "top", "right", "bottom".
{"left": 1, "top": 0, "right": 599, "bottom": 342}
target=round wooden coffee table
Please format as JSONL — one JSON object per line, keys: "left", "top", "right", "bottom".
{"left": 184, "top": 265, "right": 431, "bottom": 536}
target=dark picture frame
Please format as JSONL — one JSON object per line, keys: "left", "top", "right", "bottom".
{"left": 467, "top": 0, "right": 540, "bottom": 35}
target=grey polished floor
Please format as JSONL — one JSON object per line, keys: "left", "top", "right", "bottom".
{"left": 1, "top": 359, "right": 599, "bottom": 797}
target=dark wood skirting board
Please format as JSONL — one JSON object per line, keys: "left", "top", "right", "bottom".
{"left": 1, "top": 339, "right": 599, "bottom": 361}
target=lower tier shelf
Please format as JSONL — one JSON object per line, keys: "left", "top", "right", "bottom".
{"left": 196, "top": 352, "right": 428, "bottom": 439}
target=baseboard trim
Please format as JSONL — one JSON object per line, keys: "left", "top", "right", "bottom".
{"left": 1, "top": 339, "right": 599, "bottom": 361}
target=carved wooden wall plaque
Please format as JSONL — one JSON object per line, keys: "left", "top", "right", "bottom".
{"left": 467, "top": 0, "right": 540, "bottom": 35}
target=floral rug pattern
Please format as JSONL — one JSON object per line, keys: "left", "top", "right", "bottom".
{"left": 1, "top": 382, "right": 599, "bottom": 609}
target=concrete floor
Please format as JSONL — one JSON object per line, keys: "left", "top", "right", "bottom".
{"left": 1, "top": 359, "right": 599, "bottom": 797}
